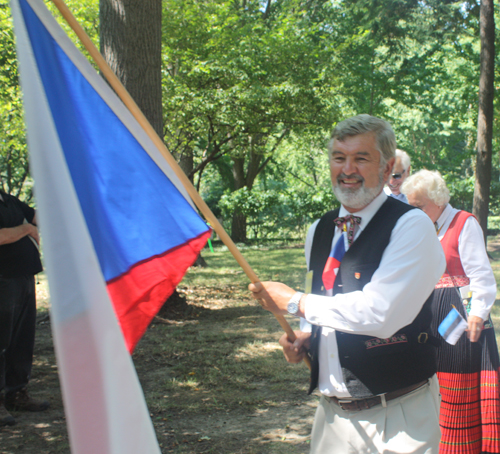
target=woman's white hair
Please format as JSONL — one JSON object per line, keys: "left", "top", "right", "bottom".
{"left": 401, "top": 169, "right": 450, "bottom": 206}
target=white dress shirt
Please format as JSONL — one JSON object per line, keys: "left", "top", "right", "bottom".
{"left": 302, "top": 191, "right": 446, "bottom": 397}
{"left": 436, "top": 204, "right": 497, "bottom": 321}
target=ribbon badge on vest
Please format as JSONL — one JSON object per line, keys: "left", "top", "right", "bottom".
{"left": 322, "top": 215, "right": 360, "bottom": 296}
{"left": 322, "top": 233, "right": 346, "bottom": 296}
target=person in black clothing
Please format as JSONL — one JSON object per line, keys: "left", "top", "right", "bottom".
{"left": 0, "top": 190, "right": 49, "bottom": 426}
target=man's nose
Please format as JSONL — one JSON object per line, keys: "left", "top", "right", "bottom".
{"left": 342, "top": 158, "right": 357, "bottom": 175}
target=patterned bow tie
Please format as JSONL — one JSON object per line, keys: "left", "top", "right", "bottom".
{"left": 334, "top": 215, "right": 361, "bottom": 246}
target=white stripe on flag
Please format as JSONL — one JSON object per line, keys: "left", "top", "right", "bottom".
{"left": 11, "top": 0, "right": 161, "bottom": 452}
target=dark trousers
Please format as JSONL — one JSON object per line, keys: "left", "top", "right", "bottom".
{"left": 0, "top": 275, "right": 36, "bottom": 394}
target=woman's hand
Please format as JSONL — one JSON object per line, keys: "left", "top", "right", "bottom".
{"left": 466, "top": 315, "right": 484, "bottom": 342}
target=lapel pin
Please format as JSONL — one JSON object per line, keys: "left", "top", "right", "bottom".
{"left": 354, "top": 272, "right": 361, "bottom": 280}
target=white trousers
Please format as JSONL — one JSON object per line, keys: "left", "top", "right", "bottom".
{"left": 310, "top": 375, "right": 441, "bottom": 454}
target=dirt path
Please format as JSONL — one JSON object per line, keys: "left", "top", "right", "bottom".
{"left": 156, "top": 402, "right": 315, "bottom": 453}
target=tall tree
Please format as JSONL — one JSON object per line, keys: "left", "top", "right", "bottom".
{"left": 472, "top": 0, "right": 495, "bottom": 240}
{"left": 99, "top": 0, "right": 162, "bottom": 136}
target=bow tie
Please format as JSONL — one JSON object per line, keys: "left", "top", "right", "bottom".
{"left": 334, "top": 215, "right": 361, "bottom": 246}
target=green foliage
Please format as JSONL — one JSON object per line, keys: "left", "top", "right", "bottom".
{"left": 489, "top": 181, "right": 500, "bottom": 217}
{"left": 47, "top": 0, "right": 100, "bottom": 56}
{"left": 209, "top": 130, "right": 336, "bottom": 240}
{"left": 161, "top": 0, "right": 340, "bottom": 176}
{"left": 445, "top": 174, "right": 475, "bottom": 212}
{"left": 287, "top": 185, "right": 336, "bottom": 227}
{"left": 0, "top": 0, "right": 99, "bottom": 201}
{"left": 219, "top": 186, "right": 283, "bottom": 238}
{"left": 1, "top": 0, "right": 499, "bottom": 227}
{"left": 0, "top": 1, "right": 30, "bottom": 198}
{"left": 217, "top": 175, "right": 335, "bottom": 240}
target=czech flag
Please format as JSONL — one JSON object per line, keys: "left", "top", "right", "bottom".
{"left": 12, "top": 0, "right": 210, "bottom": 452}
{"left": 322, "top": 233, "right": 346, "bottom": 296}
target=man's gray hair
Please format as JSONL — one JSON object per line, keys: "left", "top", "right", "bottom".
{"left": 328, "top": 114, "right": 396, "bottom": 165}
{"left": 396, "top": 149, "right": 411, "bottom": 170}
{"left": 401, "top": 169, "right": 450, "bottom": 206}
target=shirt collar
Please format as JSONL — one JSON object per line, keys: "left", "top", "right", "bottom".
{"left": 435, "top": 204, "right": 452, "bottom": 230}
{"left": 338, "top": 190, "right": 387, "bottom": 232}
{"left": 393, "top": 192, "right": 407, "bottom": 202}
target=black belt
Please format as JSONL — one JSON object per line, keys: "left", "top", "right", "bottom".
{"left": 327, "top": 380, "right": 428, "bottom": 412}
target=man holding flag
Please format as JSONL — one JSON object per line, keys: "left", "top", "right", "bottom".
{"left": 0, "top": 190, "right": 49, "bottom": 426}
{"left": 250, "top": 115, "right": 446, "bottom": 453}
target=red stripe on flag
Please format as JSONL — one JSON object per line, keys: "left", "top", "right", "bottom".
{"left": 107, "top": 230, "right": 211, "bottom": 352}
{"left": 322, "top": 256, "right": 340, "bottom": 290}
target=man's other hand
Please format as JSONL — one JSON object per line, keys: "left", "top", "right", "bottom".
{"left": 279, "top": 331, "right": 311, "bottom": 363}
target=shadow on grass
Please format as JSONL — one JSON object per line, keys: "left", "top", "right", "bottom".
{"left": 134, "top": 298, "right": 314, "bottom": 454}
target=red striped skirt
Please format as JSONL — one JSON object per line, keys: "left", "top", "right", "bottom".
{"left": 432, "top": 287, "right": 500, "bottom": 454}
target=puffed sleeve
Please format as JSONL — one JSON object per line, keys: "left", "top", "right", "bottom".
{"left": 459, "top": 217, "right": 497, "bottom": 321}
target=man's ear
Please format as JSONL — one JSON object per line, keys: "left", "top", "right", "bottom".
{"left": 407, "top": 165, "right": 411, "bottom": 175}
{"left": 383, "top": 157, "right": 396, "bottom": 182}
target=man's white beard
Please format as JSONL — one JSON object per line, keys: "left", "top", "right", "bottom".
{"left": 333, "top": 168, "right": 385, "bottom": 210}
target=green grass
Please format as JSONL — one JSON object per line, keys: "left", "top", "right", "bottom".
{"left": 181, "top": 244, "right": 308, "bottom": 291}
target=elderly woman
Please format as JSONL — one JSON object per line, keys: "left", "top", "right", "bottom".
{"left": 402, "top": 169, "right": 500, "bottom": 454}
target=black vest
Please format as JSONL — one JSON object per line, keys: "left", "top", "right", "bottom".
{"left": 308, "top": 197, "right": 437, "bottom": 397}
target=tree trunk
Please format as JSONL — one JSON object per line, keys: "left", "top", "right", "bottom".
{"left": 472, "top": 0, "right": 495, "bottom": 242}
{"left": 99, "top": 1, "right": 190, "bottom": 311}
{"left": 229, "top": 133, "right": 280, "bottom": 242}
{"left": 231, "top": 213, "right": 247, "bottom": 243}
{"left": 99, "top": 0, "right": 163, "bottom": 136}
{"left": 177, "top": 148, "right": 194, "bottom": 182}
{"left": 231, "top": 156, "right": 247, "bottom": 242}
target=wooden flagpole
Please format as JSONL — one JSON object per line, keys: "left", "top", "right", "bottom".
{"left": 50, "top": 0, "right": 310, "bottom": 370}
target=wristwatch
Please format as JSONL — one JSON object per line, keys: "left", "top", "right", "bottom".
{"left": 287, "top": 292, "right": 304, "bottom": 316}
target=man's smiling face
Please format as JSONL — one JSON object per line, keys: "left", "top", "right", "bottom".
{"left": 387, "top": 157, "right": 408, "bottom": 196}
{"left": 330, "top": 132, "right": 394, "bottom": 213}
